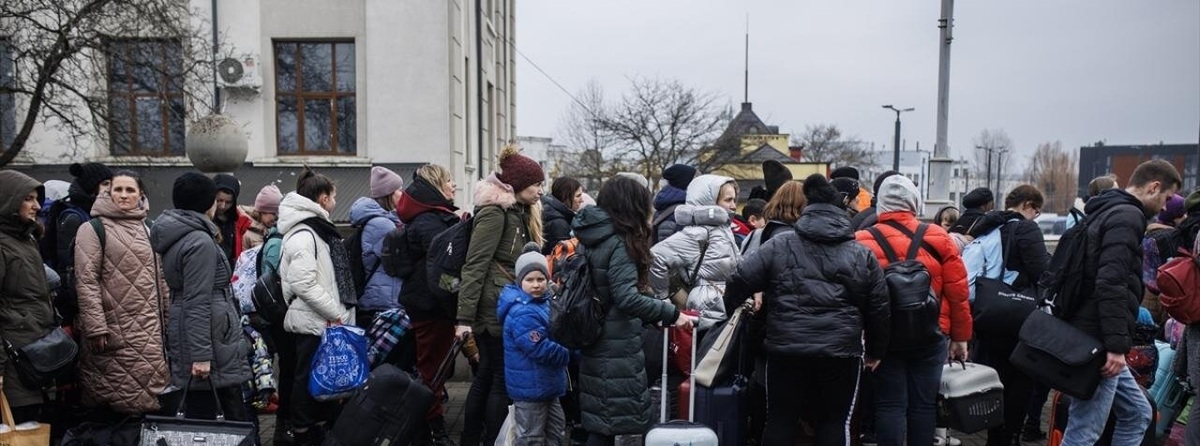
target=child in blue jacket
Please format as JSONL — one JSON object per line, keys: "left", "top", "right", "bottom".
{"left": 498, "top": 243, "right": 569, "bottom": 445}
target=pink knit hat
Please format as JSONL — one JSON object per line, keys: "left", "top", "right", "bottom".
{"left": 254, "top": 184, "right": 282, "bottom": 214}
{"left": 370, "top": 166, "right": 404, "bottom": 198}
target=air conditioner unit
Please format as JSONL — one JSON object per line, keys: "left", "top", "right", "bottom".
{"left": 217, "top": 54, "right": 261, "bottom": 90}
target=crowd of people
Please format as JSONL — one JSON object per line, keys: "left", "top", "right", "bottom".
{"left": 0, "top": 150, "right": 1196, "bottom": 446}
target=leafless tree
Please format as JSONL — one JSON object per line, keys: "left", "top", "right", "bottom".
{"left": 552, "top": 80, "right": 626, "bottom": 191}
{"left": 595, "top": 77, "right": 729, "bottom": 185}
{"left": 790, "top": 123, "right": 875, "bottom": 170}
{"left": 1024, "top": 141, "right": 1079, "bottom": 214}
{"left": 971, "top": 128, "right": 1014, "bottom": 190}
{"left": 0, "top": 0, "right": 217, "bottom": 167}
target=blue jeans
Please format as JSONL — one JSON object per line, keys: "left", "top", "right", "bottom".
{"left": 1062, "top": 367, "right": 1152, "bottom": 446}
{"left": 872, "top": 337, "right": 948, "bottom": 446}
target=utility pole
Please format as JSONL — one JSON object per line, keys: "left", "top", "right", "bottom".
{"left": 978, "top": 145, "right": 993, "bottom": 190}
{"left": 926, "top": 0, "right": 956, "bottom": 218}
{"left": 996, "top": 148, "right": 1009, "bottom": 196}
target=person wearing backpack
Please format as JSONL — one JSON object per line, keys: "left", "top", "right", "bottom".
{"left": 0, "top": 171, "right": 57, "bottom": 427}
{"left": 73, "top": 170, "right": 170, "bottom": 416}
{"left": 574, "top": 175, "right": 695, "bottom": 446}
{"left": 349, "top": 166, "right": 406, "bottom": 328}
{"left": 855, "top": 174, "right": 971, "bottom": 446}
{"left": 850, "top": 170, "right": 902, "bottom": 231}
{"left": 243, "top": 184, "right": 283, "bottom": 250}
{"left": 149, "top": 172, "right": 252, "bottom": 424}
{"left": 251, "top": 183, "right": 293, "bottom": 444}
{"left": 44, "top": 162, "right": 112, "bottom": 323}
{"left": 652, "top": 164, "right": 695, "bottom": 245}
{"left": 456, "top": 145, "right": 545, "bottom": 446}
{"left": 1057, "top": 160, "right": 1180, "bottom": 446}
{"left": 721, "top": 174, "right": 890, "bottom": 446}
{"left": 650, "top": 174, "right": 743, "bottom": 329}
{"left": 1141, "top": 194, "right": 1186, "bottom": 324}
{"left": 396, "top": 164, "right": 461, "bottom": 446}
{"left": 277, "top": 168, "right": 355, "bottom": 446}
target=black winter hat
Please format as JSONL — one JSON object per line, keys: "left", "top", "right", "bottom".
{"left": 662, "top": 164, "right": 697, "bottom": 190}
{"left": 962, "top": 187, "right": 995, "bottom": 209}
{"left": 872, "top": 170, "right": 901, "bottom": 197}
{"left": 803, "top": 174, "right": 844, "bottom": 208}
{"left": 830, "top": 166, "right": 860, "bottom": 181}
{"left": 173, "top": 172, "right": 218, "bottom": 214}
{"left": 763, "top": 160, "right": 793, "bottom": 193}
{"left": 213, "top": 173, "right": 241, "bottom": 200}
{"left": 69, "top": 162, "right": 113, "bottom": 195}
{"left": 831, "top": 177, "right": 861, "bottom": 202}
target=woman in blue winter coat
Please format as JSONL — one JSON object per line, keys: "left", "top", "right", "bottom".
{"left": 350, "top": 166, "right": 406, "bottom": 326}
{"left": 499, "top": 243, "right": 570, "bottom": 446}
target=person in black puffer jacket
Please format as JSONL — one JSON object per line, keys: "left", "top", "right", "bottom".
{"left": 395, "top": 164, "right": 461, "bottom": 446}
{"left": 652, "top": 164, "right": 695, "bottom": 245}
{"left": 724, "top": 174, "right": 890, "bottom": 446}
{"left": 541, "top": 177, "right": 582, "bottom": 254}
{"left": 1054, "top": 160, "right": 1179, "bottom": 445}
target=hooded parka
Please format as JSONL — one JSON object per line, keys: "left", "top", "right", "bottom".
{"left": 278, "top": 192, "right": 355, "bottom": 336}
{"left": 349, "top": 197, "right": 403, "bottom": 312}
{"left": 74, "top": 192, "right": 170, "bottom": 413}
{"left": 456, "top": 174, "right": 534, "bottom": 335}
{"left": 574, "top": 206, "right": 680, "bottom": 436}
{"left": 650, "top": 174, "right": 742, "bottom": 329}
{"left": 0, "top": 171, "right": 55, "bottom": 408}
{"left": 150, "top": 208, "right": 251, "bottom": 390}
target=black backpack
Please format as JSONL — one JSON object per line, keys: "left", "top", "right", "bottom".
{"left": 425, "top": 216, "right": 477, "bottom": 307}
{"left": 866, "top": 222, "right": 942, "bottom": 351}
{"left": 1038, "top": 211, "right": 1099, "bottom": 318}
{"left": 253, "top": 232, "right": 287, "bottom": 326}
{"left": 549, "top": 243, "right": 605, "bottom": 349}
{"left": 381, "top": 226, "right": 414, "bottom": 279}
{"left": 345, "top": 215, "right": 387, "bottom": 298}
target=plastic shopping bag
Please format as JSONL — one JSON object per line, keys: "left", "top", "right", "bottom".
{"left": 308, "top": 325, "right": 369, "bottom": 401}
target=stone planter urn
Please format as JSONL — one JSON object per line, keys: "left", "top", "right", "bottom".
{"left": 186, "top": 114, "right": 248, "bottom": 173}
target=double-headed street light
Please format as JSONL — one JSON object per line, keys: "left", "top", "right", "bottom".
{"left": 882, "top": 105, "right": 915, "bottom": 171}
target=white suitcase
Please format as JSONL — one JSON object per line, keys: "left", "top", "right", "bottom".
{"left": 937, "top": 361, "right": 1004, "bottom": 434}
{"left": 644, "top": 325, "right": 718, "bottom": 446}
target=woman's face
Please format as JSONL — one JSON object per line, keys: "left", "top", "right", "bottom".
{"left": 571, "top": 187, "right": 584, "bottom": 211}
{"left": 19, "top": 190, "right": 40, "bottom": 222}
{"left": 442, "top": 179, "right": 457, "bottom": 202}
{"left": 516, "top": 182, "right": 544, "bottom": 205}
{"left": 1016, "top": 201, "right": 1041, "bottom": 221}
{"left": 717, "top": 183, "right": 737, "bottom": 213}
{"left": 318, "top": 189, "right": 338, "bottom": 214}
{"left": 110, "top": 175, "right": 142, "bottom": 212}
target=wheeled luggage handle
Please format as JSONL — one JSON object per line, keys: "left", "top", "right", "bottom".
{"left": 659, "top": 320, "right": 699, "bottom": 424}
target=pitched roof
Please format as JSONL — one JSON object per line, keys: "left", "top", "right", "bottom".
{"left": 741, "top": 144, "right": 796, "bottom": 163}
{"left": 20, "top": 163, "right": 422, "bottom": 223}
{"left": 719, "top": 102, "right": 778, "bottom": 141}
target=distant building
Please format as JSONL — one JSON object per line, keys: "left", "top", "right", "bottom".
{"left": 1078, "top": 144, "right": 1200, "bottom": 198}
{"left": 709, "top": 102, "right": 826, "bottom": 201}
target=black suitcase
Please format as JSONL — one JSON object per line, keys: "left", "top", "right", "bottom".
{"left": 325, "top": 336, "right": 464, "bottom": 445}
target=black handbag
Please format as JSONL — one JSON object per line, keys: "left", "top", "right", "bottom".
{"left": 140, "top": 380, "right": 254, "bottom": 446}
{"left": 1009, "top": 310, "right": 1104, "bottom": 400}
{"left": 0, "top": 327, "right": 79, "bottom": 388}
{"left": 972, "top": 278, "right": 1038, "bottom": 339}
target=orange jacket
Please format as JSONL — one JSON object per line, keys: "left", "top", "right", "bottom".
{"left": 855, "top": 211, "right": 972, "bottom": 342}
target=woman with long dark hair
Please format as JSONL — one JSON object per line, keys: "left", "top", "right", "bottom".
{"left": 574, "top": 176, "right": 696, "bottom": 446}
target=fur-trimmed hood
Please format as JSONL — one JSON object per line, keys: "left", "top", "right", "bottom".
{"left": 474, "top": 172, "right": 518, "bottom": 209}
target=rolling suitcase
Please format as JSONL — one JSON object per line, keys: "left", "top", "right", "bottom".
{"left": 937, "top": 361, "right": 1004, "bottom": 433}
{"left": 325, "top": 336, "right": 465, "bottom": 445}
{"left": 646, "top": 325, "right": 718, "bottom": 446}
{"left": 1150, "top": 340, "right": 1188, "bottom": 439}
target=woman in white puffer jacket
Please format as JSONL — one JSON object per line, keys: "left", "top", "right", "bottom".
{"left": 650, "top": 174, "right": 743, "bottom": 329}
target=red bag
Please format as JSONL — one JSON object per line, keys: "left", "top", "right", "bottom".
{"left": 669, "top": 310, "right": 700, "bottom": 376}
{"left": 1159, "top": 248, "right": 1200, "bottom": 324}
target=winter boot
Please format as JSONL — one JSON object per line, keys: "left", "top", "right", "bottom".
{"left": 429, "top": 416, "right": 457, "bottom": 446}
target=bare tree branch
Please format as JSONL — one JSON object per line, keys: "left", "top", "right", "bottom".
{"left": 790, "top": 123, "right": 876, "bottom": 170}
{"left": 1024, "top": 141, "right": 1079, "bottom": 214}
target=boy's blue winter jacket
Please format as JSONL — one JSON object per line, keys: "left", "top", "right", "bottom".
{"left": 498, "top": 284, "right": 569, "bottom": 401}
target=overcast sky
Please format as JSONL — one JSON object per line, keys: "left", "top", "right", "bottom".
{"left": 514, "top": 1, "right": 1200, "bottom": 173}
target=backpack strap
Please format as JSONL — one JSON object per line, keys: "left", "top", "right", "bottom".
{"left": 880, "top": 221, "right": 943, "bottom": 263}
{"left": 687, "top": 238, "right": 710, "bottom": 287}
{"left": 866, "top": 226, "right": 900, "bottom": 264}
{"left": 652, "top": 204, "right": 679, "bottom": 228}
{"left": 907, "top": 223, "right": 930, "bottom": 261}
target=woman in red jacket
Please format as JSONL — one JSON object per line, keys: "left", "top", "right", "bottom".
{"left": 855, "top": 174, "right": 972, "bottom": 446}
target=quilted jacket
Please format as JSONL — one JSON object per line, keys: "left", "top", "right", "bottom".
{"left": 278, "top": 193, "right": 354, "bottom": 336}
{"left": 349, "top": 197, "right": 404, "bottom": 312}
{"left": 650, "top": 174, "right": 741, "bottom": 329}
{"left": 74, "top": 192, "right": 170, "bottom": 414}
{"left": 150, "top": 208, "right": 251, "bottom": 390}
{"left": 498, "top": 284, "right": 569, "bottom": 402}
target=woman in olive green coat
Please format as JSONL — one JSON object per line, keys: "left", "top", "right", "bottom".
{"left": 456, "top": 145, "right": 546, "bottom": 446}
{"left": 0, "top": 170, "right": 56, "bottom": 423}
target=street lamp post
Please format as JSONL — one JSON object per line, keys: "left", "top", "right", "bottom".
{"left": 976, "top": 144, "right": 993, "bottom": 191}
{"left": 995, "top": 148, "right": 1009, "bottom": 195}
{"left": 883, "top": 105, "right": 915, "bottom": 172}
